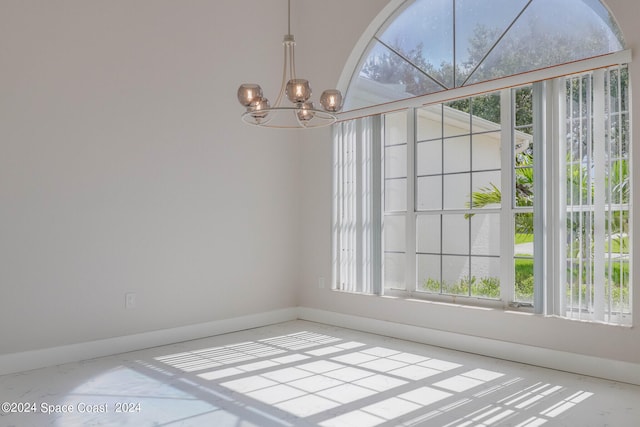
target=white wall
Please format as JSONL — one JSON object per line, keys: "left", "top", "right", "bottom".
{"left": 298, "top": 0, "right": 640, "bottom": 366}
{"left": 0, "top": 0, "right": 299, "bottom": 355}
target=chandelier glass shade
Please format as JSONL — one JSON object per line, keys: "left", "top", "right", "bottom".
{"left": 237, "top": 0, "right": 343, "bottom": 129}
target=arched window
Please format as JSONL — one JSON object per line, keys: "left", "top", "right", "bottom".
{"left": 333, "top": 0, "right": 631, "bottom": 325}
{"left": 344, "top": 0, "right": 625, "bottom": 110}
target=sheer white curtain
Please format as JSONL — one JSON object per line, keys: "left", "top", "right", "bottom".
{"left": 333, "top": 116, "right": 382, "bottom": 294}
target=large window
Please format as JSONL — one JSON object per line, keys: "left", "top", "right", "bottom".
{"left": 334, "top": 0, "right": 630, "bottom": 325}
{"left": 334, "top": 66, "right": 631, "bottom": 325}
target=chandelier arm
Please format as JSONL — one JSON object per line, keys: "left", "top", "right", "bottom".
{"left": 289, "top": 41, "right": 297, "bottom": 79}
{"left": 274, "top": 43, "right": 289, "bottom": 108}
{"left": 293, "top": 109, "right": 304, "bottom": 128}
{"left": 241, "top": 107, "right": 336, "bottom": 128}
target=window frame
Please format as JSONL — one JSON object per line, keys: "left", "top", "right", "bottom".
{"left": 333, "top": 56, "right": 632, "bottom": 325}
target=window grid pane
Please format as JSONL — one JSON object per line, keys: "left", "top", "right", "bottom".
{"left": 416, "top": 91, "right": 503, "bottom": 299}
{"left": 384, "top": 111, "right": 408, "bottom": 291}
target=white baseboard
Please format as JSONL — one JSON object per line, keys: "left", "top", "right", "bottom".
{"left": 0, "top": 308, "right": 297, "bottom": 376}
{"left": 297, "top": 307, "right": 640, "bottom": 386}
{"left": 3, "top": 306, "right": 638, "bottom": 386}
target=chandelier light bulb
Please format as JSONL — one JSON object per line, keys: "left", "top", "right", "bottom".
{"left": 249, "top": 97, "right": 270, "bottom": 120}
{"left": 320, "top": 89, "right": 343, "bottom": 113}
{"left": 286, "top": 79, "right": 312, "bottom": 104}
{"left": 237, "top": 84, "right": 262, "bottom": 107}
{"left": 296, "top": 102, "right": 315, "bottom": 122}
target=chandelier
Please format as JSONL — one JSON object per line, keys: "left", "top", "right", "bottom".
{"left": 237, "top": 0, "right": 343, "bottom": 129}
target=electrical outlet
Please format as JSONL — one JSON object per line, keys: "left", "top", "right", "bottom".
{"left": 125, "top": 292, "right": 137, "bottom": 309}
{"left": 318, "top": 277, "right": 325, "bottom": 289}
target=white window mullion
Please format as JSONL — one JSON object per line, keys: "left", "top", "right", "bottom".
{"left": 544, "top": 79, "right": 568, "bottom": 316}
{"left": 370, "top": 116, "right": 383, "bottom": 295}
{"left": 500, "top": 89, "right": 514, "bottom": 305}
{"left": 552, "top": 78, "right": 567, "bottom": 317}
{"left": 332, "top": 123, "right": 341, "bottom": 290}
{"left": 593, "top": 69, "right": 607, "bottom": 321}
{"left": 532, "top": 82, "right": 546, "bottom": 314}
{"left": 569, "top": 79, "right": 577, "bottom": 319}
{"left": 348, "top": 122, "right": 357, "bottom": 292}
{"left": 406, "top": 108, "right": 417, "bottom": 292}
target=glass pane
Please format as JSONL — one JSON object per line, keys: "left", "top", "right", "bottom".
{"left": 472, "top": 131, "right": 501, "bottom": 170}
{"left": 417, "top": 105, "right": 442, "bottom": 141}
{"left": 377, "top": 0, "right": 454, "bottom": 89}
{"left": 472, "top": 171, "right": 501, "bottom": 209}
{"left": 444, "top": 101, "right": 471, "bottom": 137}
{"left": 384, "top": 215, "right": 406, "bottom": 253}
{"left": 515, "top": 128, "right": 533, "bottom": 165}
{"left": 442, "top": 214, "right": 469, "bottom": 255}
{"left": 471, "top": 214, "right": 500, "bottom": 256}
{"left": 383, "top": 215, "right": 405, "bottom": 252}
{"left": 417, "top": 140, "right": 442, "bottom": 176}
{"left": 417, "top": 214, "right": 441, "bottom": 254}
{"left": 443, "top": 173, "right": 470, "bottom": 210}
{"left": 417, "top": 176, "right": 442, "bottom": 211}
{"left": 471, "top": 257, "right": 501, "bottom": 299}
{"left": 385, "top": 145, "right": 407, "bottom": 179}
{"left": 442, "top": 255, "right": 470, "bottom": 296}
{"left": 471, "top": 92, "right": 502, "bottom": 125}
{"left": 361, "top": 41, "right": 447, "bottom": 98}
{"left": 515, "top": 256, "right": 534, "bottom": 303}
{"left": 385, "top": 111, "right": 407, "bottom": 146}
{"left": 385, "top": 178, "right": 407, "bottom": 212}
{"left": 455, "top": 0, "right": 530, "bottom": 85}
{"left": 417, "top": 254, "right": 441, "bottom": 293}
{"left": 443, "top": 136, "right": 471, "bottom": 173}
{"left": 514, "top": 211, "right": 534, "bottom": 303}
{"left": 514, "top": 167, "right": 534, "bottom": 207}
{"left": 465, "top": 0, "right": 624, "bottom": 86}
{"left": 514, "top": 86, "right": 533, "bottom": 127}
{"left": 384, "top": 253, "right": 405, "bottom": 290}
{"left": 345, "top": 41, "right": 445, "bottom": 110}
{"left": 514, "top": 212, "right": 534, "bottom": 249}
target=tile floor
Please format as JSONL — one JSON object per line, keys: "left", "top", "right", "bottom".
{"left": 0, "top": 320, "right": 638, "bottom": 426}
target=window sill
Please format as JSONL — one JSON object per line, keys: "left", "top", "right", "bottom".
{"left": 383, "top": 288, "right": 535, "bottom": 313}
{"left": 330, "top": 288, "right": 632, "bottom": 327}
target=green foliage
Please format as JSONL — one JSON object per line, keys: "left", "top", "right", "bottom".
{"left": 422, "top": 276, "right": 500, "bottom": 299}
{"left": 447, "top": 92, "right": 501, "bottom": 124}
{"left": 514, "top": 87, "right": 534, "bottom": 129}
{"left": 361, "top": 42, "right": 448, "bottom": 96}
{"left": 514, "top": 258, "right": 534, "bottom": 302}
{"left": 565, "top": 262, "right": 631, "bottom": 311}
{"left": 466, "top": 153, "right": 534, "bottom": 235}
{"left": 515, "top": 233, "right": 534, "bottom": 244}
{"left": 566, "top": 260, "right": 630, "bottom": 286}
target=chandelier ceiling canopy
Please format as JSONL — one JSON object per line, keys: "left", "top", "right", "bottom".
{"left": 237, "top": 0, "right": 343, "bottom": 129}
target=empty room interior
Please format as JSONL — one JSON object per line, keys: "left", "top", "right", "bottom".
{"left": 1, "top": 1, "right": 639, "bottom": 426}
